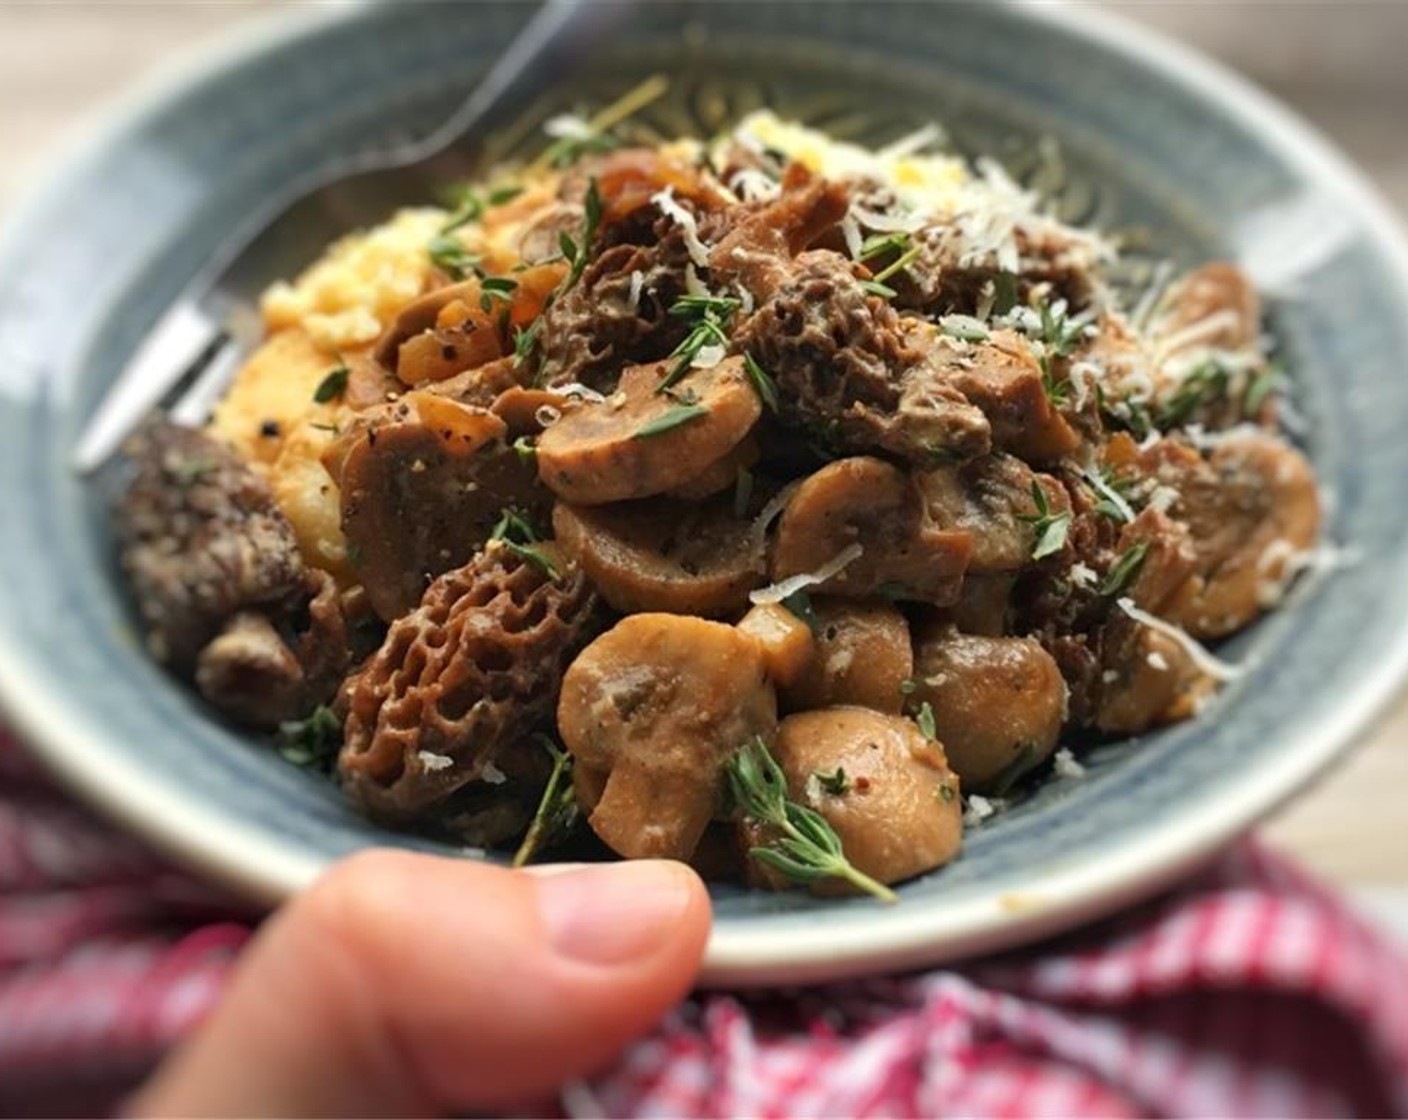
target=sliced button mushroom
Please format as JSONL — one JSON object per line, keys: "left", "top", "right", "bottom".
{"left": 910, "top": 627, "right": 1066, "bottom": 792}
{"left": 552, "top": 495, "right": 765, "bottom": 617}
{"left": 1141, "top": 432, "right": 1320, "bottom": 637}
{"left": 782, "top": 598, "right": 913, "bottom": 715}
{"left": 743, "top": 707, "right": 962, "bottom": 892}
{"left": 557, "top": 614, "right": 777, "bottom": 861}
{"left": 917, "top": 454, "right": 1066, "bottom": 573}
{"left": 325, "top": 393, "right": 547, "bottom": 620}
{"left": 535, "top": 355, "right": 762, "bottom": 505}
{"left": 771, "top": 456, "right": 971, "bottom": 605}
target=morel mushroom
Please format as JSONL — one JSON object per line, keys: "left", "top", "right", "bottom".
{"left": 338, "top": 542, "right": 597, "bottom": 819}
{"left": 557, "top": 614, "right": 777, "bottom": 861}
{"left": 116, "top": 420, "right": 306, "bottom": 671}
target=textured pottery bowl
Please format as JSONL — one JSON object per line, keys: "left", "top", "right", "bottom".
{"left": 2, "top": 2, "right": 1407, "bottom": 986}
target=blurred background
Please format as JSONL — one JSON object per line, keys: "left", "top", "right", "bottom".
{"left": 1, "top": 1, "right": 1404, "bottom": 934}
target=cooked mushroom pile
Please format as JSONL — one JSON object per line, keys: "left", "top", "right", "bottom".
{"left": 112, "top": 108, "right": 1321, "bottom": 899}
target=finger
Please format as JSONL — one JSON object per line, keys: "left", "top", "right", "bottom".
{"left": 131, "top": 852, "right": 711, "bottom": 1117}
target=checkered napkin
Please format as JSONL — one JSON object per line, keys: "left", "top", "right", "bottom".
{"left": 3, "top": 729, "right": 1406, "bottom": 1118}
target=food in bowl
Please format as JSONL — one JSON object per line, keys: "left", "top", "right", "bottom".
{"left": 111, "top": 107, "right": 1321, "bottom": 900}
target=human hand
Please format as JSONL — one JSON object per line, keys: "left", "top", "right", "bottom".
{"left": 130, "top": 852, "right": 711, "bottom": 1117}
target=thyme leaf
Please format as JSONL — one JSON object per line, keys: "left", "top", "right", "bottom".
{"left": 727, "top": 737, "right": 896, "bottom": 903}
{"left": 490, "top": 510, "right": 559, "bottom": 579}
{"left": 427, "top": 234, "right": 481, "bottom": 281}
{"left": 1099, "top": 541, "right": 1150, "bottom": 598}
{"left": 512, "top": 736, "right": 580, "bottom": 867}
{"left": 743, "top": 353, "right": 780, "bottom": 412}
{"left": 276, "top": 705, "right": 342, "bottom": 772}
{"left": 632, "top": 403, "right": 708, "bottom": 439}
{"left": 657, "top": 295, "right": 739, "bottom": 395}
{"left": 1017, "top": 481, "right": 1072, "bottom": 560}
{"left": 313, "top": 361, "right": 350, "bottom": 404}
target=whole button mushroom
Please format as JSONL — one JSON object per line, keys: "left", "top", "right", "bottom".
{"left": 781, "top": 597, "right": 913, "bottom": 715}
{"left": 557, "top": 613, "right": 777, "bottom": 861}
{"left": 910, "top": 627, "right": 1067, "bottom": 792}
{"left": 744, "top": 706, "right": 962, "bottom": 892}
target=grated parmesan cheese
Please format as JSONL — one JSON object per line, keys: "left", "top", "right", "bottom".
{"left": 1116, "top": 597, "right": 1246, "bottom": 682}
{"left": 749, "top": 543, "right": 864, "bottom": 605}
{"left": 418, "top": 750, "right": 454, "bottom": 772}
{"left": 481, "top": 760, "right": 508, "bottom": 786}
{"left": 1053, "top": 748, "right": 1086, "bottom": 780}
{"left": 651, "top": 186, "right": 711, "bottom": 268}
{"left": 963, "top": 794, "right": 1007, "bottom": 827}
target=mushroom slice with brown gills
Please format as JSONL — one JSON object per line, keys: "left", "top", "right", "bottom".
{"left": 917, "top": 453, "right": 1068, "bottom": 573}
{"left": 741, "top": 707, "right": 962, "bottom": 893}
{"left": 534, "top": 355, "right": 762, "bottom": 505}
{"left": 909, "top": 625, "right": 1067, "bottom": 793}
{"left": 557, "top": 614, "right": 777, "bottom": 861}
{"left": 782, "top": 598, "right": 913, "bottom": 715}
{"left": 924, "top": 328, "right": 1081, "bottom": 463}
{"left": 1142, "top": 432, "right": 1320, "bottom": 640}
{"left": 339, "top": 542, "right": 597, "bottom": 820}
{"left": 770, "top": 456, "right": 971, "bottom": 606}
{"left": 325, "top": 392, "right": 548, "bottom": 621}
{"left": 552, "top": 494, "right": 765, "bottom": 617}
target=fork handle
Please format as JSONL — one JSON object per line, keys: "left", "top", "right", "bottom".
{"left": 383, "top": 0, "right": 627, "bottom": 171}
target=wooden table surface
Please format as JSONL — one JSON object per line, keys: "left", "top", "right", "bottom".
{"left": 1, "top": 3, "right": 1403, "bottom": 895}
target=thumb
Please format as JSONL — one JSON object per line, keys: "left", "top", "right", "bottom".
{"left": 131, "top": 851, "right": 711, "bottom": 1117}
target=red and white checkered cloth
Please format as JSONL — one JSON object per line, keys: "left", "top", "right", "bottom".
{"left": 3, "top": 726, "right": 1407, "bottom": 1119}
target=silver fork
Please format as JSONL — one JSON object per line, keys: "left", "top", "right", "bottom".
{"left": 73, "top": 0, "right": 620, "bottom": 473}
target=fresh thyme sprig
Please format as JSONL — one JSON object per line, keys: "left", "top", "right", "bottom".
{"left": 490, "top": 509, "right": 559, "bottom": 579}
{"left": 427, "top": 234, "right": 481, "bottom": 281}
{"left": 1099, "top": 541, "right": 1149, "bottom": 598}
{"left": 1017, "top": 481, "right": 1072, "bottom": 561}
{"left": 313, "top": 359, "right": 349, "bottom": 404}
{"left": 726, "top": 737, "right": 897, "bottom": 903}
{"left": 276, "top": 705, "right": 342, "bottom": 772}
{"left": 914, "top": 700, "right": 938, "bottom": 741}
{"left": 1031, "top": 297, "right": 1091, "bottom": 407}
{"left": 1159, "top": 357, "right": 1232, "bottom": 428}
{"left": 512, "top": 736, "right": 580, "bottom": 868}
{"left": 1084, "top": 465, "right": 1137, "bottom": 524}
{"left": 858, "top": 231, "right": 910, "bottom": 263}
{"left": 557, "top": 178, "right": 603, "bottom": 294}
{"left": 656, "top": 294, "right": 740, "bottom": 395}
{"left": 632, "top": 403, "right": 708, "bottom": 439}
{"left": 742, "top": 353, "right": 779, "bottom": 412}
{"left": 814, "top": 767, "right": 851, "bottom": 796}
{"left": 869, "top": 242, "right": 923, "bottom": 285}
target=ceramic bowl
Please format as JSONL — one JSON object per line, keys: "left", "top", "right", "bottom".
{"left": 2, "top": 1, "right": 1407, "bottom": 985}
